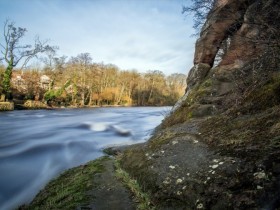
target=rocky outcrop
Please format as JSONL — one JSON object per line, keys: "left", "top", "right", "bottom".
{"left": 187, "top": 0, "right": 279, "bottom": 90}
{"left": 119, "top": 0, "right": 280, "bottom": 209}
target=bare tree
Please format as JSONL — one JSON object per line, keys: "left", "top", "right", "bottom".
{"left": 0, "top": 19, "right": 56, "bottom": 99}
{"left": 182, "top": 0, "right": 216, "bottom": 35}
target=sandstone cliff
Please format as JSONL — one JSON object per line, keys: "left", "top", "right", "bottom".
{"left": 120, "top": 0, "right": 280, "bottom": 209}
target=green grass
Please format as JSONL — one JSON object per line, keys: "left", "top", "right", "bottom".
{"left": 115, "top": 157, "right": 155, "bottom": 210}
{"left": 20, "top": 157, "right": 108, "bottom": 210}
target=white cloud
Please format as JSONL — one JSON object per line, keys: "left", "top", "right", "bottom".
{"left": 0, "top": 0, "right": 196, "bottom": 75}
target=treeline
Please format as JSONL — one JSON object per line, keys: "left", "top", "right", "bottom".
{"left": 0, "top": 53, "right": 186, "bottom": 107}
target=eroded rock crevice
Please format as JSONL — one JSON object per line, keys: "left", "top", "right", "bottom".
{"left": 187, "top": 0, "right": 277, "bottom": 91}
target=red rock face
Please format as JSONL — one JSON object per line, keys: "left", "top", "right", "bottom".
{"left": 188, "top": 0, "right": 269, "bottom": 88}
{"left": 194, "top": 0, "right": 249, "bottom": 66}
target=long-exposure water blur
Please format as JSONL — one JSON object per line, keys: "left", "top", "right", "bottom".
{"left": 0, "top": 107, "right": 170, "bottom": 210}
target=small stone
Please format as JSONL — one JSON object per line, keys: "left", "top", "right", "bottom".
{"left": 161, "top": 150, "right": 165, "bottom": 154}
{"left": 169, "top": 165, "right": 176, "bottom": 169}
{"left": 254, "top": 171, "right": 266, "bottom": 179}
{"left": 176, "top": 178, "right": 183, "bottom": 184}
{"left": 177, "top": 191, "right": 182, "bottom": 195}
{"left": 182, "top": 186, "right": 187, "bottom": 190}
{"left": 145, "top": 153, "right": 149, "bottom": 157}
{"left": 193, "top": 140, "right": 199, "bottom": 143}
{"left": 213, "top": 159, "right": 219, "bottom": 163}
{"left": 197, "top": 203, "right": 204, "bottom": 209}
{"left": 187, "top": 173, "right": 190, "bottom": 176}
{"left": 257, "top": 185, "right": 263, "bottom": 190}
{"left": 163, "top": 180, "right": 169, "bottom": 185}
{"left": 172, "top": 140, "right": 178, "bottom": 145}
{"left": 211, "top": 165, "right": 219, "bottom": 169}
{"left": 212, "top": 171, "right": 215, "bottom": 174}
{"left": 163, "top": 177, "right": 171, "bottom": 185}
{"left": 219, "top": 162, "right": 224, "bottom": 165}
{"left": 207, "top": 177, "right": 211, "bottom": 180}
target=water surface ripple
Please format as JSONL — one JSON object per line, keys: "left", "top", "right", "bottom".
{"left": 0, "top": 107, "right": 170, "bottom": 209}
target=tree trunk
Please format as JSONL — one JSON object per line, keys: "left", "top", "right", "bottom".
{"left": 2, "top": 60, "right": 14, "bottom": 100}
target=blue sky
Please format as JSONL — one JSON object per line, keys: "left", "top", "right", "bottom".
{"left": 0, "top": 0, "right": 196, "bottom": 75}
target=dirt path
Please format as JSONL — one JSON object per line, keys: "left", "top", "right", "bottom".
{"left": 81, "top": 158, "right": 137, "bottom": 210}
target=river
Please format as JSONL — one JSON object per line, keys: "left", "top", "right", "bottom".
{"left": 0, "top": 106, "right": 170, "bottom": 210}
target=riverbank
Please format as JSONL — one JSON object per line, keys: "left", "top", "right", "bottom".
{"left": 2, "top": 99, "right": 166, "bottom": 111}
{"left": 19, "top": 69, "right": 280, "bottom": 209}
{"left": 21, "top": 105, "right": 280, "bottom": 209}
{"left": 19, "top": 156, "right": 154, "bottom": 210}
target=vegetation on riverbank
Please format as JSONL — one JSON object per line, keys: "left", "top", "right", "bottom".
{"left": 19, "top": 157, "right": 107, "bottom": 209}
{"left": 0, "top": 62, "right": 186, "bottom": 108}
{"left": 0, "top": 101, "right": 14, "bottom": 111}
{"left": 115, "top": 156, "right": 155, "bottom": 210}
{"left": 20, "top": 156, "right": 156, "bottom": 210}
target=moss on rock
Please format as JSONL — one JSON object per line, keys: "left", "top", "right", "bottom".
{"left": 20, "top": 157, "right": 108, "bottom": 210}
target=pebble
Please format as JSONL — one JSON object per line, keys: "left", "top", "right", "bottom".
{"left": 254, "top": 171, "right": 266, "bottom": 179}
{"left": 197, "top": 203, "right": 204, "bottom": 209}
{"left": 177, "top": 191, "right": 182, "bottom": 196}
{"left": 163, "top": 177, "right": 171, "bottom": 185}
{"left": 211, "top": 164, "right": 219, "bottom": 169}
{"left": 169, "top": 165, "right": 176, "bottom": 169}
{"left": 193, "top": 140, "right": 199, "bottom": 144}
{"left": 257, "top": 185, "right": 263, "bottom": 190}
{"left": 172, "top": 140, "right": 178, "bottom": 145}
{"left": 176, "top": 178, "right": 183, "bottom": 184}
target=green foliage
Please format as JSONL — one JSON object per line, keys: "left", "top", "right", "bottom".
{"left": 115, "top": 158, "right": 155, "bottom": 210}
{"left": 44, "top": 86, "right": 69, "bottom": 104}
{"left": 21, "top": 157, "right": 108, "bottom": 209}
{"left": 2, "top": 61, "right": 13, "bottom": 99}
{"left": 230, "top": 72, "right": 280, "bottom": 115}
{"left": 44, "top": 90, "right": 57, "bottom": 101}
{"left": 9, "top": 54, "right": 186, "bottom": 107}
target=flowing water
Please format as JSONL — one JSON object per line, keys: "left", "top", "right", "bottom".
{"left": 0, "top": 106, "right": 170, "bottom": 210}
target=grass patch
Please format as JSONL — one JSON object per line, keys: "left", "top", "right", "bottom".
{"left": 237, "top": 73, "right": 280, "bottom": 114}
{"left": 0, "top": 101, "right": 14, "bottom": 111}
{"left": 20, "top": 156, "right": 109, "bottom": 210}
{"left": 115, "top": 157, "right": 155, "bottom": 210}
{"left": 161, "top": 78, "right": 213, "bottom": 128}
{"left": 148, "top": 130, "right": 177, "bottom": 149}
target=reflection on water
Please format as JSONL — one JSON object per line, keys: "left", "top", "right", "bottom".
{"left": 0, "top": 107, "right": 170, "bottom": 210}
